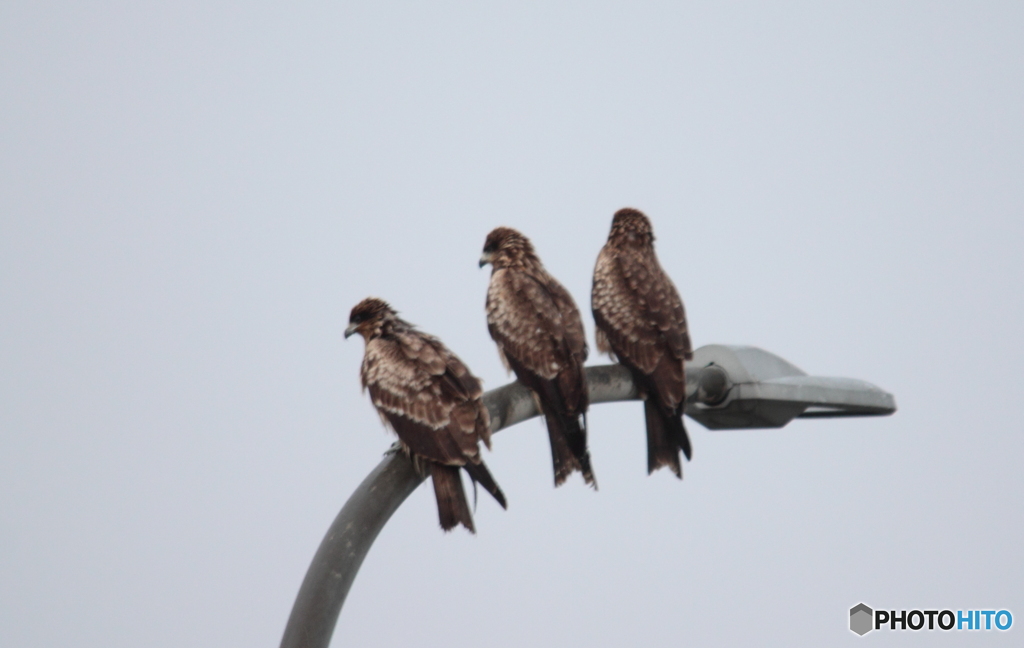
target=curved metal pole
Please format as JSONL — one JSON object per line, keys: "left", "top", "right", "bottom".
{"left": 280, "top": 364, "right": 637, "bottom": 648}
{"left": 279, "top": 350, "right": 896, "bottom": 648}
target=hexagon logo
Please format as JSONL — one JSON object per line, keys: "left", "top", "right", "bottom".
{"left": 850, "top": 603, "right": 873, "bottom": 636}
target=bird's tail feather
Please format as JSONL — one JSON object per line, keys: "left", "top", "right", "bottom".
{"left": 463, "top": 460, "right": 508, "bottom": 510}
{"left": 431, "top": 465, "right": 475, "bottom": 533}
{"left": 544, "top": 410, "right": 598, "bottom": 490}
{"left": 644, "top": 399, "right": 692, "bottom": 478}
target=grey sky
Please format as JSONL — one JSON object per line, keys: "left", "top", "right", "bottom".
{"left": 2, "top": 2, "right": 1022, "bottom": 646}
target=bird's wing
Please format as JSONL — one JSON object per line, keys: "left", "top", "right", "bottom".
{"left": 362, "top": 335, "right": 484, "bottom": 463}
{"left": 487, "top": 268, "right": 573, "bottom": 381}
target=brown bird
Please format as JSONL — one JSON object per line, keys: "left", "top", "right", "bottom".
{"left": 592, "top": 208, "right": 693, "bottom": 477}
{"left": 480, "top": 227, "right": 596, "bottom": 488}
{"left": 345, "top": 297, "right": 506, "bottom": 532}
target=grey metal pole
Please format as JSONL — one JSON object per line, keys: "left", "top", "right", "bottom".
{"left": 279, "top": 348, "right": 895, "bottom": 648}
{"left": 277, "top": 452, "right": 421, "bottom": 648}
{"left": 279, "top": 365, "right": 636, "bottom": 648}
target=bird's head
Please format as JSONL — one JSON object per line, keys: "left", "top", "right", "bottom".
{"left": 480, "top": 227, "right": 536, "bottom": 269}
{"left": 608, "top": 208, "right": 655, "bottom": 246}
{"left": 345, "top": 297, "right": 395, "bottom": 341}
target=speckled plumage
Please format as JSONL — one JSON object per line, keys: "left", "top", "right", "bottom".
{"left": 592, "top": 208, "right": 693, "bottom": 477}
{"left": 347, "top": 297, "right": 506, "bottom": 532}
{"left": 481, "top": 228, "right": 596, "bottom": 488}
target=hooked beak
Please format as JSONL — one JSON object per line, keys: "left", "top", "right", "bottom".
{"left": 479, "top": 251, "right": 494, "bottom": 268}
{"left": 344, "top": 322, "right": 359, "bottom": 339}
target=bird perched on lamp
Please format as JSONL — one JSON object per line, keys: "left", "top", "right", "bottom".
{"left": 345, "top": 297, "right": 506, "bottom": 532}
{"left": 592, "top": 208, "right": 694, "bottom": 477}
{"left": 480, "top": 227, "right": 597, "bottom": 489}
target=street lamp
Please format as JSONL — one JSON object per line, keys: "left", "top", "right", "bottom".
{"left": 687, "top": 344, "right": 896, "bottom": 428}
{"left": 279, "top": 345, "right": 896, "bottom": 648}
